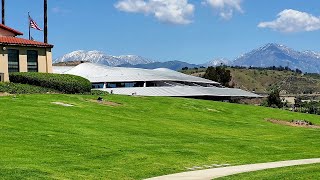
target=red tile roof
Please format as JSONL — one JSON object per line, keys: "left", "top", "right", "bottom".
{"left": 0, "top": 37, "right": 53, "bottom": 48}
{"left": 0, "top": 24, "right": 23, "bottom": 36}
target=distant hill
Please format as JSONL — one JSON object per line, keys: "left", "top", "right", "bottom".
{"left": 229, "top": 68, "right": 320, "bottom": 94}
{"left": 118, "top": 60, "right": 200, "bottom": 70}
{"left": 232, "top": 43, "right": 320, "bottom": 73}
{"left": 183, "top": 67, "right": 320, "bottom": 94}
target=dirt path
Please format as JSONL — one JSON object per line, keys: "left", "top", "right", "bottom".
{"left": 146, "top": 158, "right": 320, "bottom": 180}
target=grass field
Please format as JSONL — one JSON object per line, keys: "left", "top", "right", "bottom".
{"left": 218, "top": 164, "right": 320, "bottom": 180}
{"left": 0, "top": 94, "right": 319, "bottom": 179}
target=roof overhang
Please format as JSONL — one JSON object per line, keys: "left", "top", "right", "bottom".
{"left": 0, "top": 24, "right": 24, "bottom": 36}
{"left": 0, "top": 37, "right": 54, "bottom": 48}
{"left": 97, "top": 86, "right": 262, "bottom": 98}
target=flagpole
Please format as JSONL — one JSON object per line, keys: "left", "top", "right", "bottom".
{"left": 28, "top": 12, "right": 31, "bottom": 40}
{"left": 2, "top": 0, "right": 5, "bottom": 25}
{"left": 44, "top": 0, "right": 48, "bottom": 43}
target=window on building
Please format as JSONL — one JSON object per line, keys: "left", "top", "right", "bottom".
{"left": 92, "top": 83, "right": 104, "bottom": 89}
{"left": 8, "top": 49, "right": 19, "bottom": 73}
{"left": 27, "top": 50, "right": 38, "bottom": 72}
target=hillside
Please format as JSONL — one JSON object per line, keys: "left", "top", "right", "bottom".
{"left": 0, "top": 94, "right": 319, "bottom": 179}
{"left": 184, "top": 68, "right": 320, "bottom": 94}
{"left": 229, "top": 69, "right": 320, "bottom": 94}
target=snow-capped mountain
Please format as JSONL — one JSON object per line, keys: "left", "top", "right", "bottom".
{"left": 117, "top": 55, "right": 155, "bottom": 66}
{"left": 232, "top": 43, "right": 320, "bottom": 73}
{"left": 54, "top": 50, "right": 155, "bottom": 66}
{"left": 202, "top": 58, "right": 230, "bottom": 67}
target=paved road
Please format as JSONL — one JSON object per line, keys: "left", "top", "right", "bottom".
{"left": 146, "top": 158, "right": 320, "bottom": 180}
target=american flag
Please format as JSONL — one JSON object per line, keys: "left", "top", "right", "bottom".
{"left": 29, "top": 16, "right": 42, "bottom": 31}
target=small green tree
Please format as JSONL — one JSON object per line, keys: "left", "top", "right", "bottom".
{"left": 204, "top": 66, "right": 232, "bottom": 87}
{"left": 294, "top": 96, "right": 302, "bottom": 108}
{"left": 267, "top": 88, "right": 283, "bottom": 108}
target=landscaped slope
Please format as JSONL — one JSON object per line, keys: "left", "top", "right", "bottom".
{"left": 218, "top": 164, "right": 320, "bottom": 180}
{"left": 0, "top": 94, "right": 319, "bottom": 179}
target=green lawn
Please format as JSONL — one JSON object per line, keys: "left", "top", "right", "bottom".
{"left": 0, "top": 94, "right": 319, "bottom": 179}
{"left": 218, "top": 164, "right": 320, "bottom": 180}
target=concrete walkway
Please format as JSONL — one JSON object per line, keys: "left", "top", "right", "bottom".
{"left": 146, "top": 158, "right": 320, "bottom": 180}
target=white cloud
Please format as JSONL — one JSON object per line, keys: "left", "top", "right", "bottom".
{"left": 51, "top": 7, "right": 70, "bottom": 14}
{"left": 203, "top": 0, "right": 243, "bottom": 20}
{"left": 258, "top": 9, "right": 320, "bottom": 33}
{"left": 115, "top": 0, "right": 195, "bottom": 25}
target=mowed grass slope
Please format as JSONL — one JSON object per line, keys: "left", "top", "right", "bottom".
{"left": 0, "top": 94, "right": 319, "bottom": 179}
{"left": 218, "top": 164, "right": 320, "bottom": 180}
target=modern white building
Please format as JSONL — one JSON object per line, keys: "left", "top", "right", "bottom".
{"left": 54, "top": 63, "right": 260, "bottom": 99}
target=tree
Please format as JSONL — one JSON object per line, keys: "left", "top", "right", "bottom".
{"left": 204, "top": 66, "right": 232, "bottom": 87}
{"left": 295, "top": 68, "right": 302, "bottom": 74}
{"left": 267, "top": 88, "right": 283, "bottom": 108}
{"left": 294, "top": 96, "right": 302, "bottom": 108}
{"left": 181, "top": 67, "right": 189, "bottom": 71}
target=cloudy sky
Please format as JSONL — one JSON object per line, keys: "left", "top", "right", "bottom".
{"left": 6, "top": 0, "right": 320, "bottom": 63}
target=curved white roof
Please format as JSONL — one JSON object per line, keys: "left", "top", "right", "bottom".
{"left": 55, "top": 63, "right": 220, "bottom": 84}
{"left": 99, "top": 86, "right": 261, "bottom": 98}
{"left": 52, "top": 66, "right": 74, "bottom": 74}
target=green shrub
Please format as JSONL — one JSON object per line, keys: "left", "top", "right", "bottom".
{"left": 10, "top": 73, "right": 91, "bottom": 94}
{"left": 0, "top": 82, "right": 57, "bottom": 94}
{"left": 90, "top": 90, "right": 109, "bottom": 96}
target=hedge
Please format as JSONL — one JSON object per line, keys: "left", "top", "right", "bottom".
{"left": 0, "top": 82, "right": 58, "bottom": 94}
{"left": 10, "top": 72, "right": 92, "bottom": 94}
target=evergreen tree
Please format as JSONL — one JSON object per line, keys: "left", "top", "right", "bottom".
{"left": 267, "top": 88, "right": 283, "bottom": 108}
{"left": 204, "top": 66, "right": 232, "bottom": 87}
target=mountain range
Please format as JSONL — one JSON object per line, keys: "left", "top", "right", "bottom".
{"left": 233, "top": 43, "right": 320, "bottom": 73}
{"left": 201, "top": 58, "right": 230, "bottom": 67}
{"left": 54, "top": 50, "right": 154, "bottom": 67}
{"left": 54, "top": 44, "right": 320, "bottom": 73}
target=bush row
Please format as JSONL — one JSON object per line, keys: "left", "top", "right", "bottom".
{"left": 9, "top": 72, "right": 91, "bottom": 94}
{"left": 0, "top": 82, "right": 57, "bottom": 94}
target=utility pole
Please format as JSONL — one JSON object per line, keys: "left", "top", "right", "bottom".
{"left": 2, "top": 0, "right": 5, "bottom": 25}
{"left": 44, "top": 0, "right": 48, "bottom": 43}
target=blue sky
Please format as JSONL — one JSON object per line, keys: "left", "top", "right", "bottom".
{"left": 5, "top": 0, "right": 320, "bottom": 63}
